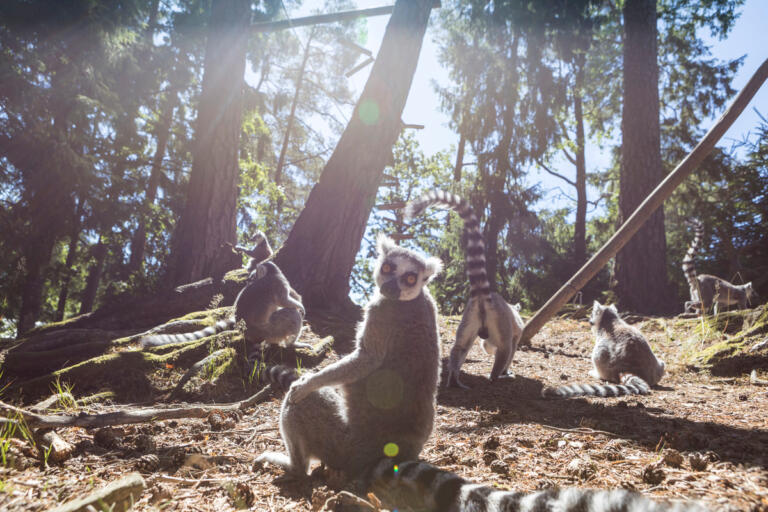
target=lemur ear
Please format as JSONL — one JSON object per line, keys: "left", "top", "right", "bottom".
{"left": 592, "top": 300, "right": 602, "bottom": 310}
{"left": 423, "top": 257, "right": 443, "bottom": 281}
{"left": 609, "top": 304, "right": 619, "bottom": 313}
{"left": 376, "top": 233, "right": 398, "bottom": 256}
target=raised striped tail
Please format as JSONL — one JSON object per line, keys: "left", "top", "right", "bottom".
{"left": 371, "top": 459, "right": 703, "bottom": 511}
{"left": 140, "top": 318, "right": 236, "bottom": 348}
{"left": 404, "top": 191, "right": 490, "bottom": 299}
{"left": 682, "top": 218, "right": 704, "bottom": 287}
{"left": 261, "top": 364, "right": 299, "bottom": 391}
{"left": 541, "top": 375, "right": 650, "bottom": 399}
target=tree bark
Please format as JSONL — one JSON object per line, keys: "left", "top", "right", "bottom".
{"left": 573, "top": 56, "right": 587, "bottom": 267}
{"left": 128, "top": 94, "right": 176, "bottom": 274}
{"left": 274, "top": 0, "right": 434, "bottom": 312}
{"left": 274, "top": 28, "right": 315, "bottom": 212}
{"left": 79, "top": 241, "right": 108, "bottom": 315}
{"left": 55, "top": 199, "right": 85, "bottom": 321}
{"left": 167, "top": 0, "right": 249, "bottom": 287}
{"left": 614, "top": 0, "right": 673, "bottom": 314}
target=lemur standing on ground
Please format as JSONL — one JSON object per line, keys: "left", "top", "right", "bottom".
{"left": 256, "top": 234, "right": 443, "bottom": 478}
{"left": 542, "top": 301, "right": 665, "bottom": 399}
{"left": 683, "top": 218, "right": 757, "bottom": 314}
{"left": 404, "top": 191, "right": 523, "bottom": 388}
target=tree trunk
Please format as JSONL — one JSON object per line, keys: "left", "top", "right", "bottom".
{"left": 614, "top": 0, "right": 673, "bottom": 314}
{"left": 55, "top": 199, "right": 85, "bottom": 321}
{"left": 573, "top": 56, "right": 587, "bottom": 267}
{"left": 274, "top": 28, "right": 315, "bottom": 213}
{"left": 79, "top": 242, "right": 108, "bottom": 315}
{"left": 274, "top": 0, "right": 434, "bottom": 313}
{"left": 167, "top": 0, "right": 249, "bottom": 287}
{"left": 128, "top": 94, "right": 176, "bottom": 275}
{"left": 453, "top": 132, "right": 466, "bottom": 182}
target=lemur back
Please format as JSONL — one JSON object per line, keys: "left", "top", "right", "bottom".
{"left": 405, "top": 191, "right": 523, "bottom": 388}
{"left": 542, "top": 301, "right": 665, "bottom": 400}
{"left": 371, "top": 459, "right": 706, "bottom": 512}
{"left": 682, "top": 219, "right": 757, "bottom": 314}
{"left": 256, "top": 235, "right": 443, "bottom": 478}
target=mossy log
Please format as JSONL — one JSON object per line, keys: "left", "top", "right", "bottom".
{"left": 688, "top": 305, "right": 768, "bottom": 375}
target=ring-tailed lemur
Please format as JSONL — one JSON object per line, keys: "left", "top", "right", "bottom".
{"left": 370, "top": 459, "right": 706, "bottom": 511}
{"left": 682, "top": 219, "right": 757, "bottom": 314}
{"left": 404, "top": 191, "right": 523, "bottom": 388}
{"left": 226, "top": 231, "right": 273, "bottom": 273}
{"left": 542, "top": 301, "right": 665, "bottom": 399}
{"left": 140, "top": 261, "right": 307, "bottom": 349}
{"left": 255, "top": 234, "right": 443, "bottom": 478}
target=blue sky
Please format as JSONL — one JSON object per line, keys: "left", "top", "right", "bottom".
{"left": 290, "top": 1, "right": 767, "bottom": 216}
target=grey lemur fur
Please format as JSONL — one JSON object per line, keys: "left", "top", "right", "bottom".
{"left": 226, "top": 231, "right": 273, "bottom": 273}
{"left": 683, "top": 218, "right": 757, "bottom": 314}
{"left": 140, "top": 235, "right": 306, "bottom": 349}
{"left": 542, "top": 301, "right": 665, "bottom": 399}
{"left": 256, "top": 234, "right": 442, "bottom": 479}
{"left": 370, "top": 459, "right": 706, "bottom": 512}
{"left": 405, "top": 191, "right": 523, "bottom": 388}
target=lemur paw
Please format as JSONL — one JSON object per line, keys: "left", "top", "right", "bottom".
{"left": 287, "top": 376, "right": 313, "bottom": 404}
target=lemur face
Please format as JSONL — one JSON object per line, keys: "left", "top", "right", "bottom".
{"left": 374, "top": 234, "right": 442, "bottom": 301}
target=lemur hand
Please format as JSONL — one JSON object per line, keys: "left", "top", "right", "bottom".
{"left": 287, "top": 374, "right": 314, "bottom": 404}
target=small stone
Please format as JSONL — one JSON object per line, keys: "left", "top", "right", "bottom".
{"left": 663, "top": 449, "right": 684, "bottom": 468}
{"left": 738, "top": 394, "right": 748, "bottom": 401}
{"left": 641, "top": 462, "right": 665, "bottom": 485}
{"left": 489, "top": 459, "right": 508, "bottom": 475}
{"left": 559, "top": 373, "right": 569, "bottom": 381}
{"left": 689, "top": 453, "right": 708, "bottom": 471}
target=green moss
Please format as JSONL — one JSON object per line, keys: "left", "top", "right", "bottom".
{"left": 223, "top": 268, "right": 249, "bottom": 284}
{"left": 688, "top": 306, "right": 768, "bottom": 375}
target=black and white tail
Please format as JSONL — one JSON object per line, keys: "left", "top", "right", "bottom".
{"left": 140, "top": 318, "right": 236, "bottom": 348}
{"left": 371, "top": 459, "right": 704, "bottom": 511}
{"left": 541, "top": 374, "right": 650, "bottom": 399}
{"left": 405, "top": 191, "right": 490, "bottom": 300}
{"left": 260, "top": 364, "right": 299, "bottom": 391}
{"left": 682, "top": 218, "right": 704, "bottom": 293}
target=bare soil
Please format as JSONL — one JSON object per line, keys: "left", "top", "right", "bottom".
{"left": 1, "top": 313, "right": 766, "bottom": 511}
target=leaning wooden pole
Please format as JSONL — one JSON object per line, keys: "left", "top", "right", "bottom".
{"left": 520, "top": 57, "right": 768, "bottom": 346}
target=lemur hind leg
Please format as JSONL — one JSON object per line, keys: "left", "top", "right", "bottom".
{"left": 263, "top": 308, "right": 310, "bottom": 348}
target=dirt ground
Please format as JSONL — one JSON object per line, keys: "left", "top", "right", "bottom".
{"left": 1, "top": 312, "right": 766, "bottom": 512}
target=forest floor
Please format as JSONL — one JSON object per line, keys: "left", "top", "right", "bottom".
{"left": 1, "top": 311, "right": 767, "bottom": 512}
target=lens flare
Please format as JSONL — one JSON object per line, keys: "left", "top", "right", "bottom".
{"left": 358, "top": 99, "right": 380, "bottom": 125}
{"left": 383, "top": 442, "right": 399, "bottom": 457}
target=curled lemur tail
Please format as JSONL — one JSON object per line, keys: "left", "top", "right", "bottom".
{"left": 140, "top": 318, "right": 236, "bottom": 348}
{"left": 541, "top": 374, "right": 650, "bottom": 399}
{"left": 261, "top": 364, "right": 299, "bottom": 391}
{"left": 682, "top": 218, "right": 704, "bottom": 290}
{"left": 405, "top": 191, "right": 490, "bottom": 299}
{"left": 371, "top": 459, "right": 703, "bottom": 511}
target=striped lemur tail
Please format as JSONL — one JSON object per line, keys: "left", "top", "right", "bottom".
{"left": 541, "top": 374, "right": 650, "bottom": 399}
{"left": 371, "top": 459, "right": 704, "bottom": 511}
{"left": 260, "top": 364, "right": 299, "bottom": 391}
{"left": 140, "top": 318, "right": 236, "bottom": 348}
{"left": 682, "top": 218, "right": 704, "bottom": 293}
{"left": 405, "top": 191, "right": 491, "bottom": 337}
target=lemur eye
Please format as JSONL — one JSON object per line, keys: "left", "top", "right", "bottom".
{"left": 381, "top": 263, "right": 393, "bottom": 274}
{"left": 403, "top": 273, "right": 417, "bottom": 286}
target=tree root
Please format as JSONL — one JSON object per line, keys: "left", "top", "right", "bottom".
{"left": 0, "top": 385, "right": 273, "bottom": 430}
